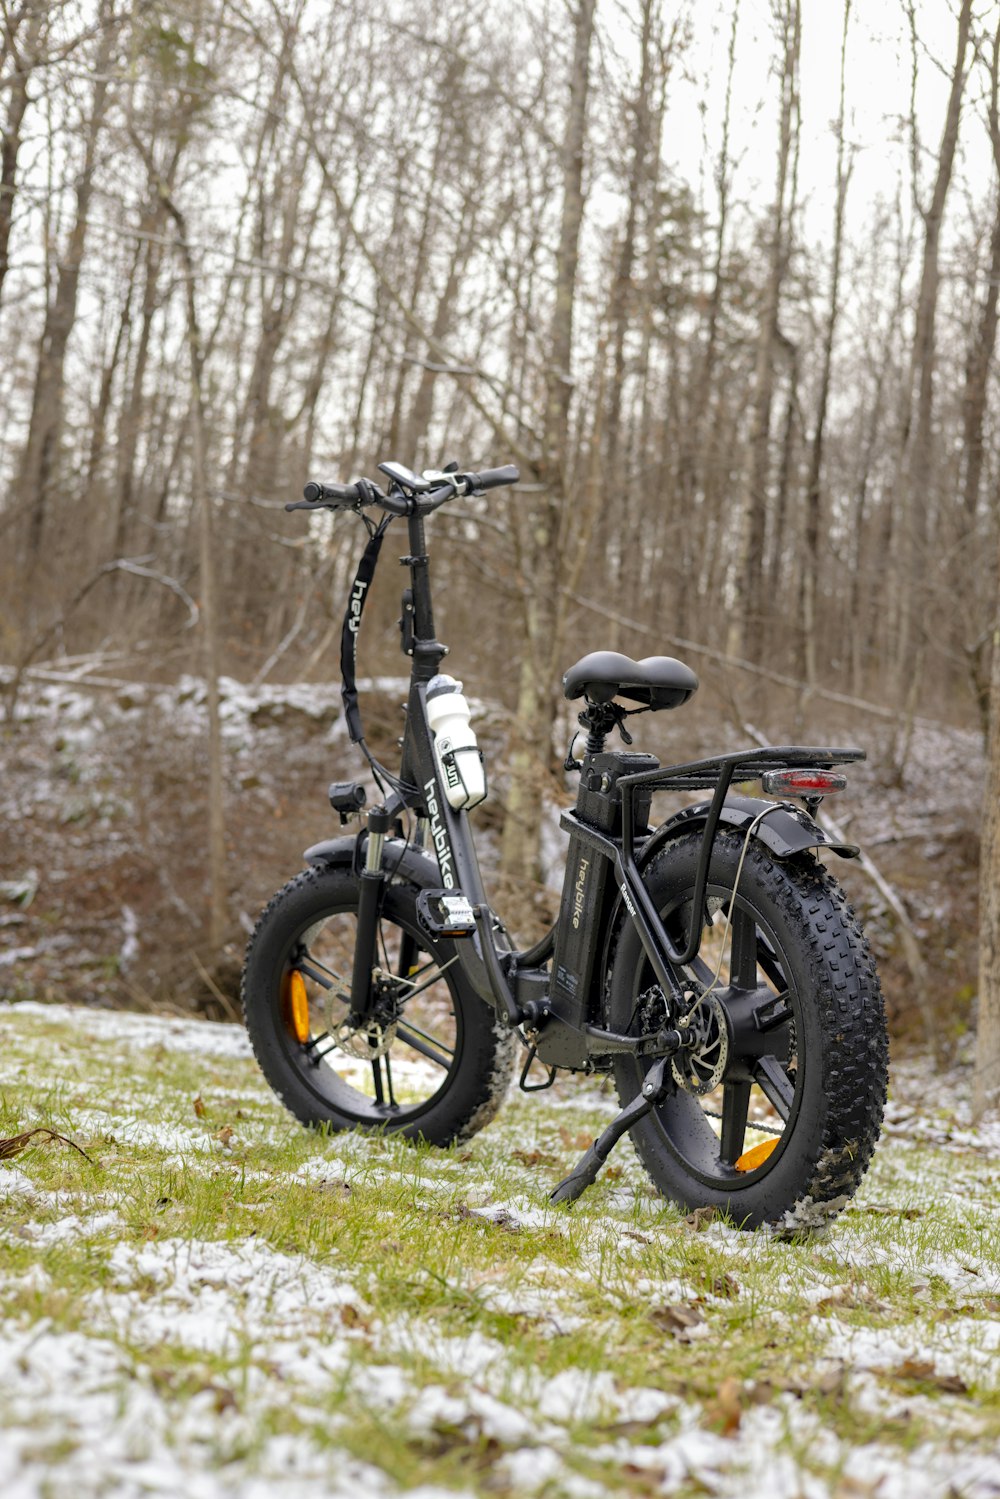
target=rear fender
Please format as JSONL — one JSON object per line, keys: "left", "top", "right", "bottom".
{"left": 641, "top": 794, "right": 859, "bottom": 869}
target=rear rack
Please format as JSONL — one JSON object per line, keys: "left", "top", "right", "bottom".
{"left": 617, "top": 745, "right": 864, "bottom": 970}
{"left": 618, "top": 744, "right": 865, "bottom": 795}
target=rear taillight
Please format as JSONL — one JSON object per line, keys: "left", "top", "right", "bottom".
{"left": 760, "top": 768, "right": 847, "bottom": 797}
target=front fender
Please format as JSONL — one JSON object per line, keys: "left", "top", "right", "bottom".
{"left": 303, "top": 835, "right": 495, "bottom": 1003}
{"left": 303, "top": 835, "right": 443, "bottom": 891}
{"left": 641, "top": 793, "right": 859, "bottom": 868}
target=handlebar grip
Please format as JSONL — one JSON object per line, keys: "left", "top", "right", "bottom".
{"left": 466, "top": 464, "right": 520, "bottom": 493}
{"left": 302, "top": 480, "right": 361, "bottom": 505}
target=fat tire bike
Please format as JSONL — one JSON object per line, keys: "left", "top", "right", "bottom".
{"left": 242, "top": 458, "right": 888, "bottom": 1230}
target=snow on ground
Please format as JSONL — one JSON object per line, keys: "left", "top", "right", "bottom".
{"left": 1, "top": 1001, "right": 999, "bottom": 1498}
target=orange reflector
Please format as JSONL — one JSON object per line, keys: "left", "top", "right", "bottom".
{"left": 734, "top": 1137, "right": 780, "bottom": 1173}
{"left": 285, "top": 970, "right": 310, "bottom": 1044}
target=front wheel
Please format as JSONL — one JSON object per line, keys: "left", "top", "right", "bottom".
{"left": 606, "top": 831, "right": 888, "bottom": 1229}
{"left": 242, "top": 863, "right": 516, "bottom": 1145}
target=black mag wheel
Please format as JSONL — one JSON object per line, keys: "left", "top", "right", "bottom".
{"left": 606, "top": 831, "right": 888, "bottom": 1230}
{"left": 242, "top": 863, "right": 516, "bottom": 1145}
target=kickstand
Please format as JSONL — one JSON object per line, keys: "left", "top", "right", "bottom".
{"left": 550, "top": 1053, "right": 673, "bottom": 1205}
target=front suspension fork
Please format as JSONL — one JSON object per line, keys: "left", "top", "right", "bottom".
{"left": 349, "top": 804, "right": 392, "bottom": 1022}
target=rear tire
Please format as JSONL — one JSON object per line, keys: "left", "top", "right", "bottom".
{"left": 606, "top": 832, "right": 888, "bottom": 1229}
{"left": 242, "top": 863, "right": 516, "bottom": 1146}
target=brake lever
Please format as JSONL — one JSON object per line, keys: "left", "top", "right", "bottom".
{"left": 285, "top": 499, "right": 330, "bottom": 511}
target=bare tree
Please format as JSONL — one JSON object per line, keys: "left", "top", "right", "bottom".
{"left": 729, "top": 0, "right": 800, "bottom": 663}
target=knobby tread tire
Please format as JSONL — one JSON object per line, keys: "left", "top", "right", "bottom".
{"left": 241, "top": 863, "right": 516, "bottom": 1147}
{"left": 607, "top": 832, "right": 889, "bottom": 1230}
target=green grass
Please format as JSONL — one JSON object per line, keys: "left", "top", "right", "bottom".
{"left": 1, "top": 1001, "right": 999, "bottom": 1498}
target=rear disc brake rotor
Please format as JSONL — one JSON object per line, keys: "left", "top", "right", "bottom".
{"left": 672, "top": 993, "right": 729, "bottom": 1096}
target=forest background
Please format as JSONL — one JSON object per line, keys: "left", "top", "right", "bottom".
{"left": 2, "top": 0, "right": 1000, "bottom": 1112}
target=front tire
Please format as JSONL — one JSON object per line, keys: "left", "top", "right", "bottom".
{"left": 242, "top": 863, "right": 516, "bottom": 1146}
{"left": 606, "top": 832, "right": 888, "bottom": 1229}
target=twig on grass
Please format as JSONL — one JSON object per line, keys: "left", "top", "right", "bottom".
{"left": 0, "top": 1127, "right": 94, "bottom": 1165}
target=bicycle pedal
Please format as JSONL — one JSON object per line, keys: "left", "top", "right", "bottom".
{"left": 415, "top": 889, "right": 477, "bottom": 940}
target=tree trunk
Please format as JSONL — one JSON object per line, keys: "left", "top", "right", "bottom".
{"left": 976, "top": 596, "right": 1000, "bottom": 1117}
{"left": 729, "top": 0, "right": 799, "bottom": 663}
{"left": 0, "top": 6, "right": 44, "bottom": 314}
{"left": 165, "top": 196, "right": 229, "bottom": 955}
{"left": 959, "top": 21, "right": 1000, "bottom": 555}
{"left": 800, "top": 0, "right": 851, "bottom": 689}
{"left": 15, "top": 11, "right": 114, "bottom": 566}
{"left": 893, "top": 0, "right": 972, "bottom": 686}
{"left": 500, "top": 0, "right": 597, "bottom": 897}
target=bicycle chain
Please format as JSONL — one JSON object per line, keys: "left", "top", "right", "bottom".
{"left": 700, "top": 1107, "right": 784, "bottom": 1136}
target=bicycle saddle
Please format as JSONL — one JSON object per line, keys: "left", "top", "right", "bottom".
{"left": 561, "top": 651, "right": 699, "bottom": 711}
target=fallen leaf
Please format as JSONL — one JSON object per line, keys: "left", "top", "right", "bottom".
{"left": 883, "top": 1359, "right": 969, "bottom": 1395}
{"left": 193, "top": 1096, "right": 206, "bottom": 1118}
{"left": 511, "top": 1148, "right": 557, "bottom": 1168}
{"left": 709, "top": 1272, "right": 739, "bottom": 1299}
{"left": 559, "top": 1128, "right": 594, "bottom": 1151}
{"left": 649, "top": 1302, "right": 707, "bottom": 1342}
{"left": 340, "top": 1304, "right": 370, "bottom": 1331}
{"left": 215, "top": 1125, "right": 234, "bottom": 1147}
{"left": 852, "top": 1203, "right": 924, "bottom": 1221}
{"left": 684, "top": 1206, "right": 716, "bottom": 1232}
{"left": 707, "top": 1375, "right": 742, "bottom": 1435}
{"left": 784, "top": 1364, "right": 846, "bottom": 1397}
{"left": 623, "top": 1229, "right": 650, "bottom": 1245}
{"left": 817, "top": 1285, "right": 889, "bottom": 1313}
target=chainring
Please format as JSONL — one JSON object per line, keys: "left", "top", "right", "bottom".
{"left": 672, "top": 993, "right": 729, "bottom": 1096}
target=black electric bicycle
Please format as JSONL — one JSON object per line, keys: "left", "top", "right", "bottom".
{"left": 242, "top": 459, "right": 888, "bottom": 1230}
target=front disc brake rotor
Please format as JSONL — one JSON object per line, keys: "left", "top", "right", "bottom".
{"left": 334, "top": 1018, "right": 398, "bottom": 1059}
{"left": 672, "top": 993, "right": 729, "bottom": 1095}
{"left": 326, "top": 977, "right": 399, "bottom": 1060}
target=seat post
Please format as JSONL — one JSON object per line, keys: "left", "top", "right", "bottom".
{"left": 581, "top": 701, "right": 619, "bottom": 757}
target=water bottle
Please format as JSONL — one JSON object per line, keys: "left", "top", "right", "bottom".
{"left": 426, "top": 675, "right": 487, "bottom": 809}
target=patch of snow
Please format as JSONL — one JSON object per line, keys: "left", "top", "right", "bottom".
{"left": 5, "top": 1001, "right": 253, "bottom": 1060}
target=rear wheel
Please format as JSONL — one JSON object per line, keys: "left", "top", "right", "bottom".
{"left": 242, "top": 863, "right": 516, "bottom": 1145}
{"left": 606, "top": 831, "right": 887, "bottom": 1229}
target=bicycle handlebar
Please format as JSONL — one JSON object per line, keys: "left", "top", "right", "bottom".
{"left": 287, "top": 461, "right": 520, "bottom": 516}
{"left": 464, "top": 464, "right": 520, "bottom": 493}
{"left": 303, "top": 480, "right": 360, "bottom": 505}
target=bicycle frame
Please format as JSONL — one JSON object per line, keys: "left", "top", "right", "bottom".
{"left": 335, "top": 494, "right": 864, "bottom": 1077}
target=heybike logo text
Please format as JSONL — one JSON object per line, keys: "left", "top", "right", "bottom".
{"left": 348, "top": 579, "right": 368, "bottom": 633}
{"left": 424, "top": 779, "right": 455, "bottom": 888}
{"left": 572, "top": 857, "right": 589, "bottom": 929}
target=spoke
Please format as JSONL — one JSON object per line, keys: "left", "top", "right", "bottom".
{"left": 395, "top": 1022, "right": 453, "bottom": 1069}
{"left": 298, "top": 956, "right": 346, "bottom": 992}
{"left": 755, "top": 1054, "right": 794, "bottom": 1120}
{"left": 752, "top": 988, "right": 793, "bottom": 1031}
{"left": 401, "top": 955, "right": 440, "bottom": 984}
{"left": 308, "top": 1035, "right": 341, "bottom": 1064}
{"left": 396, "top": 962, "right": 456, "bottom": 1004}
{"left": 728, "top": 905, "right": 759, "bottom": 989}
{"left": 719, "top": 1080, "right": 752, "bottom": 1165}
